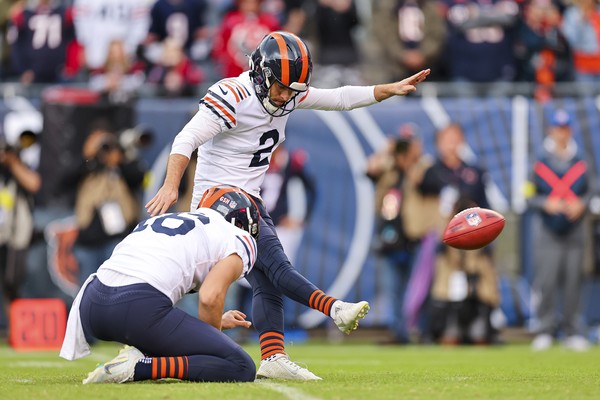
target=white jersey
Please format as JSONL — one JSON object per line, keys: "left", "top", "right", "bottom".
{"left": 97, "top": 208, "right": 257, "bottom": 305}
{"left": 73, "top": 0, "right": 150, "bottom": 69}
{"left": 170, "top": 71, "right": 378, "bottom": 209}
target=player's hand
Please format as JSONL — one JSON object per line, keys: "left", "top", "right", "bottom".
{"left": 221, "top": 310, "right": 252, "bottom": 330}
{"left": 145, "top": 185, "right": 179, "bottom": 217}
{"left": 374, "top": 69, "right": 431, "bottom": 101}
{"left": 404, "top": 68, "right": 431, "bottom": 86}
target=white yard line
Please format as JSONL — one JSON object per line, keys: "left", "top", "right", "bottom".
{"left": 88, "top": 351, "right": 116, "bottom": 362}
{"left": 256, "top": 380, "right": 323, "bottom": 400}
{"left": 8, "top": 361, "right": 67, "bottom": 368}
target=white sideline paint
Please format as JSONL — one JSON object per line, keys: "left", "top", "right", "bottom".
{"left": 89, "top": 352, "right": 117, "bottom": 362}
{"left": 4, "top": 350, "right": 114, "bottom": 368}
{"left": 298, "top": 111, "right": 374, "bottom": 329}
{"left": 256, "top": 381, "right": 323, "bottom": 400}
{"left": 309, "top": 359, "right": 383, "bottom": 366}
{"left": 8, "top": 361, "right": 67, "bottom": 368}
{"left": 14, "top": 379, "right": 34, "bottom": 383}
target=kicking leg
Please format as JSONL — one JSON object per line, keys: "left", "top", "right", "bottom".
{"left": 253, "top": 203, "right": 369, "bottom": 333}
{"left": 246, "top": 267, "right": 320, "bottom": 380}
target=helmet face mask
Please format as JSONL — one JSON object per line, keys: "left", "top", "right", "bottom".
{"left": 199, "top": 186, "right": 260, "bottom": 239}
{"left": 249, "top": 31, "right": 312, "bottom": 117}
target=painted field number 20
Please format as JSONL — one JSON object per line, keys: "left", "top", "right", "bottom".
{"left": 9, "top": 298, "right": 67, "bottom": 351}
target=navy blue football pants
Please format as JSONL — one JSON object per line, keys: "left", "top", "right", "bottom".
{"left": 246, "top": 198, "right": 320, "bottom": 336}
{"left": 79, "top": 277, "right": 255, "bottom": 382}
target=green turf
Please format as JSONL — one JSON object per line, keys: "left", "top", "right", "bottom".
{"left": 1, "top": 341, "right": 599, "bottom": 399}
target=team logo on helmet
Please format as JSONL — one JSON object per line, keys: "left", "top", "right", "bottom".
{"left": 249, "top": 31, "right": 313, "bottom": 117}
{"left": 199, "top": 186, "right": 260, "bottom": 239}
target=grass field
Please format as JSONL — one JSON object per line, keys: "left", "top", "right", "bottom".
{"left": 2, "top": 340, "right": 599, "bottom": 400}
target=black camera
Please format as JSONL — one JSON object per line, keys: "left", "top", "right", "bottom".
{"left": 119, "top": 126, "right": 154, "bottom": 161}
{"left": 0, "top": 139, "right": 16, "bottom": 156}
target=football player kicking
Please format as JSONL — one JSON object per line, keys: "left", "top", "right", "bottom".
{"left": 61, "top": 187, "right": 260, "bottom": 383}
{"left": 146, "top": 31, "right": 430, "bottom": 380}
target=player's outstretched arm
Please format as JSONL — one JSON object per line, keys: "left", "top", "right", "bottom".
{"left": 145, "top": 153, "right": 190, "bottom": 216}
{"left": 374, "top": 69, "right": 431, "bottom": 102}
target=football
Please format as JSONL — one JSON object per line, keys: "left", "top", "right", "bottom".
{"left": 442, "top": 207, "right": 505, "bottom": 250}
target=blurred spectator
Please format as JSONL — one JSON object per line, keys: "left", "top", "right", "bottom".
{"left": 72, "top": 126, "right": 145, "bottom": 285}
{"left": 6, "top": 0, "right": 75, "bottom": 84}
{"left": 527, "top": 109, "right": 591, "bottom": 352}
{"left": 261, "top": 144, "right": 317, "bottom": 260}
{"left": 371, "top": 0, "right": 446, "bottom": 82}
{"left": 419, "top": 123, "right": 500, "bottom": 344}
{"left": 0, "top": 131, "right": 41, "bottom": 318}
{"left": 281, "top": 0, "right": 306, "bottom": 34}
{"left": 261, "top": 0, "right": 306, "bottom": 34}
{"left": 0, "top": 1, "right": 20, "bottom": 79}
{"left": 366, "top": 124, "right": 425, "bottom": 344}
{"left": 514, "top": 0, "right": 573, "bottom": 102}
{"left": 308, "top": 0, "right": 363, "bottom": 87}
{"left": 561, "top": 0, "right": 600, "bottom": 86}
{"left": 146, "top": 37, "right": 203, "bottom": 97}
{"left": 88, "top": 39, "right": 145, "bottom": 104}
{"left": 440, "top": 0, "right": 520, "bottom": 94}
{"left": 211, "top": 0, "right": 280, "bottom": 79}
{"left": 144, "top": 0, "right": 210, "bottom": 63}
{"left": 419, "top": 124, "right": 489, "bottom": 210}
{"left": 73, "top": 0, "right": 150, "bottom": 70}
{"left": 429, "top": 203, "right": 500, "bottom": 345}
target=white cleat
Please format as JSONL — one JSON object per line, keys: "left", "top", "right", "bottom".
{"left": 83, "top": 345, "right": 144, "bottom": 384}
{"left": 331, "top": 300, "right": 370, "bottom": 334}
{"left": 563, "top": 335, "right": 590, "bottom": 352}
{"left": 256, "top": 353, "right": 322, "bottom": 381}
{"left": 531, "top": 334, "right": 553, "bottom": 352}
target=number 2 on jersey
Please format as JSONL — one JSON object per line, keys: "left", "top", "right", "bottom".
{"left": 249, "top": 129, "right": 279, "bottom": 167}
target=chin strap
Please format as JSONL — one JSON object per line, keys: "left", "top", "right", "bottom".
{"left": 263, "top": 97, "right": 280, "bottom": 114}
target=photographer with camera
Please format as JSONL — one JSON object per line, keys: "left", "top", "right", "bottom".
{"left": 0, "top": 133, "right": 41, "bottom": 320}
{"left": 72, "top": 125, "right": 146, "bottom": 286}
{"left": 366, "top": 124, "right": 428, "bottom": 344}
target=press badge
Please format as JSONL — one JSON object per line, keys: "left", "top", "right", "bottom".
{"left": 99, "top": 201, "right": 126, "bottom": 235}
{"left": 448, "top": 271, "right": 468, "bottom": 302}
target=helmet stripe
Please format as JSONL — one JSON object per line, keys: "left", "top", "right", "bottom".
{"left": 292, "top": 35, "right": 309, "bottom": 84}
{"left": 199, "top": 187, "right": 234, "bottom": 209}
{"left": 271, "top": 32, "right": 289, "bottom": 86}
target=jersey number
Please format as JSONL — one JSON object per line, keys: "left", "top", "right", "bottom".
{"left": 29, "top": 14, "right": 62, "bottom": 49}
{"left": 249, "top": 129, "right": 279, "bottom": 167}
{"left": 132, "top": 213, "right": 209, "bottom": 237}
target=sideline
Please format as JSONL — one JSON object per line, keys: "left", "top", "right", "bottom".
{"left": 256, "top": 380, "right": 323, "bottom": 400}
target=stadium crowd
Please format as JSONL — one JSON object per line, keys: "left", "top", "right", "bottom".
{"left": 0, "top": 0, "right": 599, "bottom": 99}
